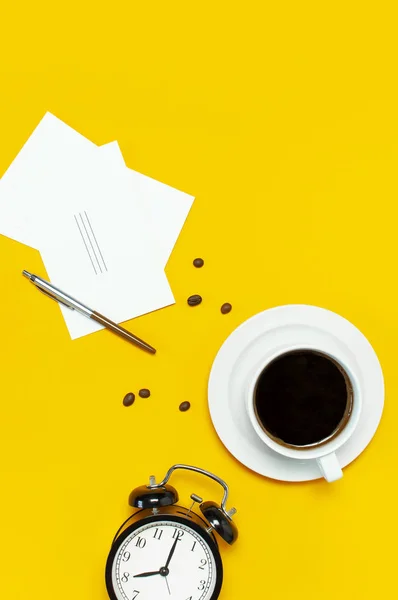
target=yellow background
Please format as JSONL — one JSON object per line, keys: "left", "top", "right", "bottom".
{"left": 0, "top": 2, "right": 396, "bottom": 598}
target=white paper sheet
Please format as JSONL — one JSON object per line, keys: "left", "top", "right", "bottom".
{"left": 0, "top": 115, "right": 194, "bottom": 266}
{"left": 0, "top": 112, "right": 195, "bottom": 339}
{"left": 40, "top": 244, "right": 174, "bottom": 339}
{"left": 98, "top": 143, "right": 194, "bottom": 268}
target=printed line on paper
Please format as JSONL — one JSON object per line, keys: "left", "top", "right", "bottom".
{"left": 74, "top": 212, "right": 108, "bottom": 275}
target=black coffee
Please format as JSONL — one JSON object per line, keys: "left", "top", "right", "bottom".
{"left": 254, "top": 351, "right": 351, "bottom": 447}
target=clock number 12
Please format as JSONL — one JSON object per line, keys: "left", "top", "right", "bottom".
{"left": 172, "top": 529, "right": 184, "bottom": 540}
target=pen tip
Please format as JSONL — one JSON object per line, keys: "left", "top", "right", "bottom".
{"left": 22, "top": 270, "right": 33, "bottom": 280}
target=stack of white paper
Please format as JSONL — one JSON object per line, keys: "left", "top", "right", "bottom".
{"left": 0, "top": 113, "right": 194, "bottom": 339}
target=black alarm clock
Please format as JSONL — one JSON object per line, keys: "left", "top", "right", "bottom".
{"left": 105, "top": 464, "right": 238, "bottom": 600}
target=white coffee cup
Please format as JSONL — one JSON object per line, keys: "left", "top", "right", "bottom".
{"left": 246, "top": 345, "right": 362, "bottom": 482}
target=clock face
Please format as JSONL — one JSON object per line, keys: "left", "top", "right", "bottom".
{"left": 107, "top": 517, "right": 221, "bottom": 600}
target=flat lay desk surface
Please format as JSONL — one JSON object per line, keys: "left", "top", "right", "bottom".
{"left": 0, "top": 3, "right": 397, "bottom": 598}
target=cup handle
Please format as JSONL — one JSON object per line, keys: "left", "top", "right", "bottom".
{"left": 316, "top": 453, "right": 343, "bottom": 482}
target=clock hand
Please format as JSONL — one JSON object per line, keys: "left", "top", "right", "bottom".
{"left": 164, "top": 536, "right": 179, "bottom": 569}
{"left": 165, "top": 576, "right": 171, "bottom": 596}
{"left": 133, "top": 570, "right": 161, "bottom": 578}
{"left": 134, "top": 537, "right": 179, "bottom": 581}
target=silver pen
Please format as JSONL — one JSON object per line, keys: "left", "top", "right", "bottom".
{"left": 22, "top": 270, "right": 156, "bottom": 354}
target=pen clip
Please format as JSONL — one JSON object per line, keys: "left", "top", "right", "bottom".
{"left": 37, "top": 287, "right": 75, "bottom": 310}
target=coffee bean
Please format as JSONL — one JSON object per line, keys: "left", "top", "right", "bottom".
{"left": 179, "top": 401, "right": 191, "bottom": 412}
{"left": 187, "top": 294, "right": 202, "bottom": 306}
{"left": 193, "top": 258, "right": 204, "bottom": 268}
{"left": 123, "top": 392, "right": 135, "bottom": 407}
{"left": 221, "top": 303, "right": 232, "bottom": 314}
{"left": 139, "top": 388, "right": 151, "bottom": 398}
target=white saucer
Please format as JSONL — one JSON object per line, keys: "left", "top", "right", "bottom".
{"left": 208, "top": 305, "right": 384, "bottom": 482}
